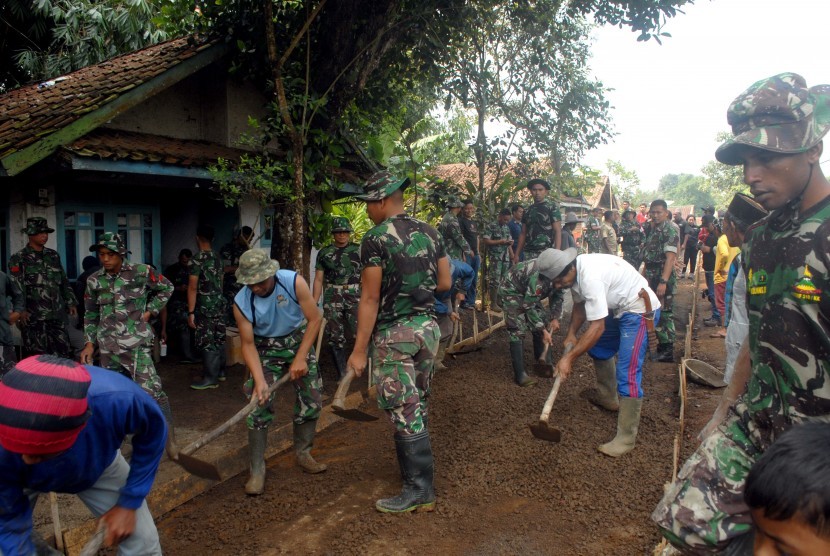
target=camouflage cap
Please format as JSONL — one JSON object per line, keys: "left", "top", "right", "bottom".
{"left": 527, "top": 178, "right": 551, "bottom": 191}
{"left": 355, "top": 171, "right": 410, "bottom": 202}
{"left": 446, "top": 196, "right": 463, "bottom": 209}
{"left": 235, "top": 249, "right": 280, "bottom": 285}
{"left": 622, "top": 208, "right": 637, "bottom": 216}
{"left": 22, "top": 217, "right": 54, "bottom": 235}
{"left": 89, "top": 232, "right": 129, "bottom": 256}
{"left": 716, "top": 73, "right": 830, "bottom": 165}
{"left": 331, "top": 216, "right": 353, "bottom": 233}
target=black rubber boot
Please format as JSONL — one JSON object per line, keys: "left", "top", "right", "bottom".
{"left": 190, "top": 350, "right": 221, "bottom": 390}
{"left": 178, "top": 327, "right": 197, "bottom": 363}
{"left": 375, "top": 431, "right": 436, "bottom": 513}
{"left": 532, "top": 330, "right": 544, "bottom": 361}
{"left": 330, "top": 345, "right": 348, "bottom": 380}
{"left": 294, "top": 420, "right": 327, "bottom": 474}
{"left": 510, "top": 341, "right": 536, "bottom": 387}
{"left": 245, "top": 428, "right": 268, "bottom": 495}
{"left": 654, "top": 344, "right": 675, "bottom": 363}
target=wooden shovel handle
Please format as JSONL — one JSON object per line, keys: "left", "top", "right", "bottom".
{"left": 539, "top": 343, "right": 575, "bottom": 423}
{"left": 332, "top": 367, "right": 355, "bottom": 410}
{"left": 180, "top": 373, "right": 291, "bottom": 456}
{"left": 538, "top": 341, "right": 550, "bottom": 363}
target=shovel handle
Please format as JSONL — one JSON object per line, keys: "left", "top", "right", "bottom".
{"left": 79, "top": 525, "right": 106, "bottom": 556}
{"left": 538, "top": 341, "right": 550, "bottom": 363}
{"left": 538, "top": 343, "right": 575, "bottom": 423}
{"left": 180, "top": 373, "right": 291, "bottom": 456}
{"left": 332, "top": 367, "right": 355, "bottom": 410}
{"left": 315, "top": 318, "right": 326, "bottom": 359}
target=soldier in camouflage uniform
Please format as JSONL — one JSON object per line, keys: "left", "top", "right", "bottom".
{"left": 640, "top": 199, "right": 679, "bottom": 363}
{"left": 500, "top": 249, "right": 565, "bottom": 387}
{"left": 164, "top": 248, "right": 197, "bottom": 363}
{"left": 8, "top": 217, "right": 77, "bottom": 358}
{"left": 481, "top": 207, "right": 514, "bottom": 312}
{"left": 619, "top": 208, "right": 644, "bottom": 269}
{"left": 438, "top": 197, "right": 472, "bottom": 262}
{"left": 515, "top": 178, "right": 562, "bottom": 262}
{"left": 312, "top": 216, "right": 361, "bottom": 379}
{"left": 347, "top": 171, "right": 451, "bottom": 514}
{"left": 188, "top": 225, "right": 227, "bottom": 389}
{"left": 653, "top": 73, "right": 830, "bottom": 554}
{"left": 0, "top": 270, "right": 23, "bottom": 376}
{"left": 80, "top": 232, "right": 177, "bottom": 453}
{"left": 220, "top": 226, "right": 252, "bottom": 325}
{"left": 233, "top": 250, "right": 327, "bottom": 495}
{"left": 584, "top": 207, "right": 603, "bottom": 254}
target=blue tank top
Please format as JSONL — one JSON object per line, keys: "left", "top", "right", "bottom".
{"left": 234, "top": 270, "right": 305, "bottom": 337}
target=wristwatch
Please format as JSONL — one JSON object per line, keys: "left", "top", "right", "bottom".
{"left": 658, "top": 278, "right": 667, "bottom": 284}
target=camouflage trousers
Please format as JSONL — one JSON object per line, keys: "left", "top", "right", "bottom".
{"left": 20, "top": 319, "right": 72, "bottom": 358}
{"left": 502, "top": 295, "right": 544, "bottom": 343}
{"left": 371, "top": 315, "right": 440, "bottom": 435}
{"left": 587, "top": 237, "right": 602, "bottom": 254}
{"left": 651, "top": 410, "right": 754, "bottom": 553}
{"left": 323, "top": 285, "right": 359, "bottom": 349}
{"left": 644, "top": 266, "right": 676, "bottom": 346}
{"left": 100, "top": 346, "right": 167, "bottom": 405}
{"left": 195, "top": 310, "right": 226, "bottom": 352}
{"left": 488, "top": 253, "right": 510, "bottom": 291}
{"left": 523, "top": 248, "right": 545, "bottom": 261}
{"left": 245, "top": 326, "right": 323, "bottom": 430}
{"left": 622, "top": 249, "right": 642, "bottom": 271}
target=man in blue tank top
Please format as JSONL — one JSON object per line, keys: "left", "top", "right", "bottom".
{"left": 232, "top": 250, "right": 326, "bottom": 495}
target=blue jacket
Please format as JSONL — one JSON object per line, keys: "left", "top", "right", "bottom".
{"left": 0, "top": 366, "right": 167, "bottom": 554}
{"left": 435, "top": 259, "right": 474, "bottom": 315}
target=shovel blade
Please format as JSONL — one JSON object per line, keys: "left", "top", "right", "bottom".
{"left": 533, "top": 362, "right": 554, "bottom": 378}
{"left": 332, "top": 407, "right": 378, "bottom": 422}
{"left": 173, "top": 452, "right": 223, "bottom": 481}
{"left": 529, "top": 421, "right": 561, "bottom": 442}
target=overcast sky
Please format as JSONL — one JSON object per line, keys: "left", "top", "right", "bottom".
{"left": 583, "top": 0, "right": 829, "bottom": 191}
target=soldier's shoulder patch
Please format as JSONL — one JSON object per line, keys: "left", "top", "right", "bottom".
{"left": 9, "top": 266, "right": 19, "bottom": 273}
{"left": 748, "top": 268, "right": 768, "bottom": 296}
{"left": 791, "top": 266, "right": 822, "bottom": 303}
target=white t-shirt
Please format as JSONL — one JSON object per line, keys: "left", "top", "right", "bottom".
{"left": 571, "top": 254, "right": 661, "bottom": 321}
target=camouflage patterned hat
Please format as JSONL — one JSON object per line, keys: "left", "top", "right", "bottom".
{"left": 446, "top": 196, "right": 463, "bottom": 209}
{"left": 89, "top": 232, "right": 129, "bottom": 256}
{"left": 235, "top": 249, "right": 280, "bottom": 285}
{"left": 716, "top": 73, "right": 830, "bottom": 165}
{"left": 527, "top": 178, "right": 551, "bottom": 191}
{"left": 22, "top": 217, "right": 54, "bottom": 235}
{"left": 331, "top": 216, "right": 353, "bottom": 233}
{"left": 355, "top": 171, "right": 410, "bottom": 202}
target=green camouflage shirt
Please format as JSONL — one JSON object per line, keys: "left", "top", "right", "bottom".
{"left": 438, "top": 211, "right": 471, "bottom": 261}
{"left": 619, "top": 219, "right": 645, "bottom": 253}
{"left": 522, "top": 199, "right": 562, "bottom": 252}
{"left": 83, "top": 262, "right": 173, "bottom": 353}
{"left": 733, "top": 195, "right": 830, "bottom": 452}
{"left": 190, "top": 249, "right": 225, "bottom": 315}
{"left": 483, "top": 221, "right": 512, "bottom": 260}
{"left": 220, "top": 241, "right": 248, "bottom": 295}
{"left": 584, "top": 216, "right": 602, "bottom": 250}
{"left": 315, "top": 243, "right": 362, "bottom": 286}
{"left": 641, "top": 220, "right": 679, "bottom": 267}
{"left": 360, "top": 213, "right": 446, "bottom": 331}
{"left": 500, "top": 259, "right": 565, "bottom": 326}
{"left": 8, "top": 246, "right": 77, "bottom": 320}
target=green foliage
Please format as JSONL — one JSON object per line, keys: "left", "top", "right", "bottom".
{"left": 699, "top": 132, "right": 748, "bottom": 208}
{"left": 657, "top": 173, "right": 715, "bottom": 208}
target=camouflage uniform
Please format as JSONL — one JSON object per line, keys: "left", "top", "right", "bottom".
{"left": 9, "top": 238, "right": 77, "bottom": 358}
{"left": 163, "top": 260, "right": 191, "bottom": 336}
{"left": 619, "top": 218, "right": 645, "bottom": 269}
{"left": 500, "top": 259, "right": 564, "bottom": 343}
{"left": 482, "top": 220, "right": 512, "bottom": 289}
{"left": 641, "top": 219, "right": 679, "bottom": 347}
{"left": 315, "top": 242, "right": 361, "bottom": 349}
{"left": 521, "top": 199, "right": 562, "bottom": 260}
{"left": 438, "top": 209, "right": 470, "bottom": 262}
{"left": 84, "top": 259, "right": 173, "bottom": 402}
{"left": 584, "top": 215, "right": 602, "bottom": 254}
{"left": 220, "top": 240, "right": 248, "bottom": 324}
{"left": 361, "top": 212, "right": 444, "bottom": 435}
{"left": 0, "top": 271, "right": 24, "bottom": 375}
{"left": 190, "top": 249, "right": 226, "bottom": 352}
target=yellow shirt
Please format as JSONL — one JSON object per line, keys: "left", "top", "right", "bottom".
{"left": 714, "top": 234, "right": 739, "bottom": 284}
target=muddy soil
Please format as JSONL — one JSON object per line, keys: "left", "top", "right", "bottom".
{"left": 145, "top": 279, "right": 726, "bottom": 556}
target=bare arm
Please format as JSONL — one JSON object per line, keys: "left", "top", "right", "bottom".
{"left": 514, "top": 223, "right": 528, "bottom": 263}
{"left": 436, "top": 256, "right": 451, "bottom": 293}
{"left": 289, "top": 276, "right": 323, "bottom": 380}
{"left": 186, "top": 275, "right": 198, "bottom": 329}
{"left": 553, "top": 221, "right": 562, "bottom": 250}
{"left": 234, "top": 304, "right": 269, "bottom": 404}
{"left": 312, "top": 269, "right": 325, "bottom": 304}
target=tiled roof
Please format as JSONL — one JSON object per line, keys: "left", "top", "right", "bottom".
{"left": 0, "top": 36, "right": 216, "bottom": 161}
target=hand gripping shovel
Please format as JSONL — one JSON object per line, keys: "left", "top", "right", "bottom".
{"left": 529, "top": 343, "right": 574, "bottom": 442}
{"left": 172, "top": 373, "right": 292, "bottom": 480}
{"left": 332, "top": 365, "right": 378, "bottom": 422}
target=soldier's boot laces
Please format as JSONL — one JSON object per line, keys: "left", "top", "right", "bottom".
{"left": 245, "top": 428, "right": 268, "bottom": 495}
{"left": 598, "top": 396, "right": 642, "bottom": 458}
{"left": 294, "top": 420, "right": 327, "bottom": 474}
{"left": 376, "top": 431, "right": 436, "bottom": 513}
{"left": 587, "top": 357, "right": 619, "bottom": 411}
{"left": 510, "top": 341, "right": 536, "bottom": 387}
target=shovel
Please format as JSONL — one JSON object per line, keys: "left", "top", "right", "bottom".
{"left": 79, "top": 525, "right": 106, "bottom": 556}
{"left": 332, "top": 364, "right": 378, "bottom": 422}
{"left": 529, "top": 343, "right": 574, "bottom": 442}
{"left": 533, "top": 341, "right": 554, "bottom": 378}
{"left": 172, "top": 373, "right": 292, "bottom": 480}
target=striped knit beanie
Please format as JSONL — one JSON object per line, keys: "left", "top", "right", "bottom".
{"left": 0, "top": 355, "right": 91, "bottom": 455}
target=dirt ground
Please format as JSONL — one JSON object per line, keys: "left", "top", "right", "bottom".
{"left": 140, "top": 278, "right": 727, "bottom": 555}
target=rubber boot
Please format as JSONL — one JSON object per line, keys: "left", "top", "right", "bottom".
{"left": 598, "top": 396, "right": 643, "bottom": 457}
{"left": 532, "top": 330, "right": 544, "bottom": 361}
{"left": 510, "top": 341, "right": 536, "bottom": 387}
{"left": 178, "top": 327, "right": 198, "bottom": 363}
{"left": 434, "top": 342, "right": 447, "bottom": 371}
{"left": 157, "top": 397, "right": 180, "bottom": 459}
{"left": 588, "top": 358, "right": 619, "bottom": 411}
{"left": 190, "top": 350, "right": 220, "bottom": 390}
{"left": 330, "top": 345, "right": 348, "bottom": 380}
{"left": 654, "top": 344, "right": 675, "bottom": 363}
{"left": 489, "top": 288, "right": 502, "bottom": 312}
{"left": 375, "top": 431, "right": 436, "bottom": 513}
{"left": 218, "top": 348, "right": 227, "bottom": 381}
{"left": 245, "top": 428, "right": 268, "bottom": 495}
{"left": 294, "top": 420, "right": 327, "bottom": 474}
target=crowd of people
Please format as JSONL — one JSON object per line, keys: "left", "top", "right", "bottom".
{"left": 0, "top": 71, "right": 828, "bottom": 555}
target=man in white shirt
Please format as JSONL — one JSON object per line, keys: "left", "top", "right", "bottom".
{"left": 547, "top": 249, "right": 661, "bottom": 457}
